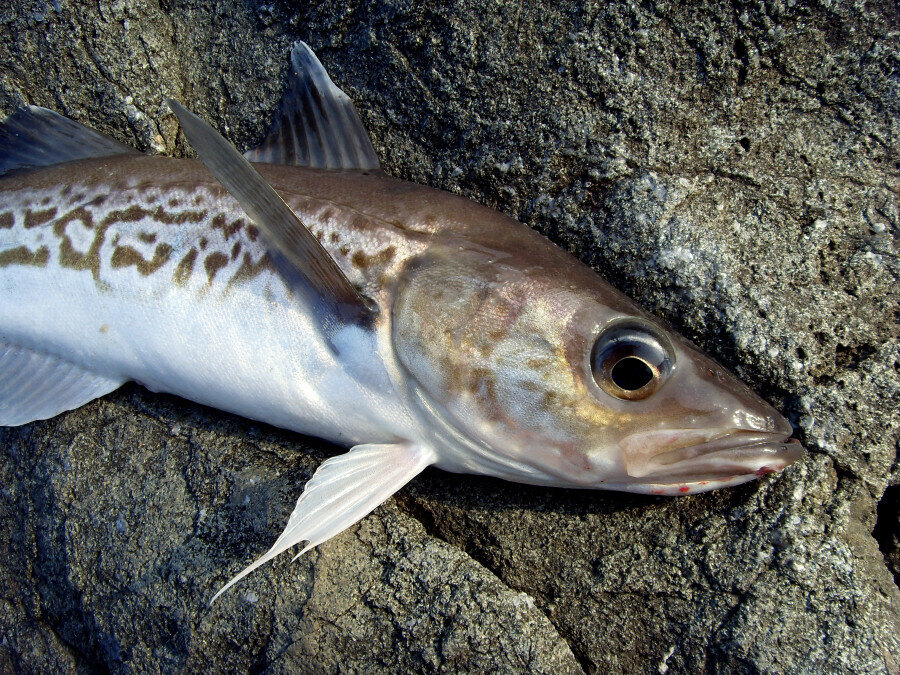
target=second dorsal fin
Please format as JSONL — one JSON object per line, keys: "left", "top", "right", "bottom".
{"left": 243, "top": 42, "right": 381, "bottom": 171}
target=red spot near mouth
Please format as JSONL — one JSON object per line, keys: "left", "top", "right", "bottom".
{"left": 756, "top": 466, "right": 776, "bottom": 476}
{"left": 679, "top": 486, "right": 690, "bottom": 493}
{"left": 699, "top": 481, "right": 709, "bottom": 485}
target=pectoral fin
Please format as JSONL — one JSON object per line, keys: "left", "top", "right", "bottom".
{"left": 168, "top": 99, "right": 373, "bottom": 326}
{"left": 211, "top": 442, "right": 435, "bottom": 603}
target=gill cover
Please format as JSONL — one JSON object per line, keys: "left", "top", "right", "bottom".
{"left": 392, "top": 247, "right": 617, "bottom": 484}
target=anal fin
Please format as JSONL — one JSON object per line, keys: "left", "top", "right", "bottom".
{"left": 211, "top": 442, "right": 435, "bottom": 602}
{"left": 0, "top": 341, "right": 125, "bottom": 426}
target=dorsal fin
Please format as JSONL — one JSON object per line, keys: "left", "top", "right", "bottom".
{"left": 168, "top": 99, "right": 375, "bottom": 328}
{"left": 243, "top": 42, "right": 381, "bottom": 171}
{"left": 0, "top": 106, "right": 139, "bottom": 177}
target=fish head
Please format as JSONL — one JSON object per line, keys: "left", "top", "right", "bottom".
{"left": 392, "top": 233, "right": 801, "bottom": 495}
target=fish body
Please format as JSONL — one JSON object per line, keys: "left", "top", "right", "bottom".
{"left": 1, "top": 157, "right": 430, "bottom": 445}
{"left": 0, "top": 43, "right": 801, "bottom": 598}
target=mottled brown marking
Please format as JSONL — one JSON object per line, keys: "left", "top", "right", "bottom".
{"left": 199, "top": 237, "right": 208, "bottom": 250}
{"left": 339, "top": 245, "right": 350, "bottom": 256}
{"left": 314, "top": 230, "right": 324, "bottom": 242}
{"left": 24, "top": 208, "right": 58, "bottom": 229}
{"left": 210, "top": 214, "right": 226, "bottom": 235}
{"left": 351, "top": 246, "right": 396, "bottom": 270}
{"left": 230, "top": 241, "right": 241, "bottom": 260}
{"left": 173, "top": 248, "right": 198, "bottom": 285}
{"left": 51, "top": 210, "right": 90, "bottom": 238}
{"left": 379, "top": 245, "right": 397, "bottom": 264}
{"left": 53, "top": 207, "right": 102, "bottom": 278}
{"left": 99, "top": 324, "right": 109, "bottom": 333}
{"left": 40, "top": 196, "right": 51, "bottom": 206}
{"left": 115, "top": 205, "right": 149, "bottom": 223}
{"left": 138, "top": 232, "right": 157, "bottom": 244}
{"left": 114, "top": 204, "right": 206, "bottom": 226}
{"left": 0, "top": 245, "right": 50, "bottom": 268}
{"left": 87, "top": 195, "right": 107, "bottom": 207}
{"left": 111, "top": 243, "right": 173, "bottom": 276}
{"left": 469, "top": 366, "right": 518, "bottom": 427}
{"left": 330, "top": 232, "right": 340, "bottom": 243}
{"left": 211, "top": 214, "right": 243, "bottom": 239}
{"left": 227, "top": 251, "right": 278, "bottom": 290}
{"left": 441, "top": 353, "right": 469, "bottom": 397}
{"left": 245, "top": 225, "right": 259, "bottom": 241}
{"left": 541, "top": 390, "right": 559, "bottom": 405}
{"left": 168, "top": 197, "right": 181, "bottom": 208}
{"left": 467, "top": 366, "right": 494, "bottom": 396}
{"left": 231, "top": 218, "right": 247, "bottom": 238}
{"left": 0, "top": 212, "right": 13, "bottom": 229}
{"left": 204, "top": 251, "right": 229, "bottom": 283}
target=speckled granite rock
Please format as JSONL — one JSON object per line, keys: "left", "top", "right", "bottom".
{"left": 1, "top": 0, "right": 897, "bottom": 672}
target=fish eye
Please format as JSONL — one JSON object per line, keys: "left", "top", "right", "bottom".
{"left": 590, "top": 320, "right": 675, "bottom": 401}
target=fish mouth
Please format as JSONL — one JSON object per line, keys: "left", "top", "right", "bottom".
{"left": 621, "top": 429, "right": 802, "bottom": 482}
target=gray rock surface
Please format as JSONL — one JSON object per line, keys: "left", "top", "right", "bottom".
{"left": 1, "top": 0, "right": 898, "bottom": 672}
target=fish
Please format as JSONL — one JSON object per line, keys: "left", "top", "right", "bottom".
{"left": 0, "top": 42, "right": 802, "bottom": 601}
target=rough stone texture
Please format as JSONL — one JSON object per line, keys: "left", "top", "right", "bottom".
{"left": 1, "top": 0, "right": 898, "bottom": 672}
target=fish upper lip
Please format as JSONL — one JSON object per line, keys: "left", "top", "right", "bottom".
{"left": 622, "top": 428, "right": 802, "bottom": 480}
{"left": 653, "top": 429, "right": 793, "bottom": 464}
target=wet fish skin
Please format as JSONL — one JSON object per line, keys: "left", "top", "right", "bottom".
{"left": 0, "top": 42, "right": 801, "bottom": 599}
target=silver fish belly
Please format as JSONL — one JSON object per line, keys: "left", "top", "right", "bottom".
{"left": 0, "top": 42, "right": 802, "bottom": 600}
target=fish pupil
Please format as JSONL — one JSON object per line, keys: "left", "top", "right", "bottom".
{"left": 590, "top": 319, "right": 674, "bottom": 401}
{"left": 610, "top": 357, "right": 653, "bottom": 391}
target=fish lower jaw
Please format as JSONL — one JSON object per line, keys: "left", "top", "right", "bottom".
{"left": 594, "top": 459, "right": 799, "bottom": 496}
{"left": 612, "top": 430, "right": 803, "bottom": 495}
{"left": 601, "top": 472, "right": 764, "bottom": 496}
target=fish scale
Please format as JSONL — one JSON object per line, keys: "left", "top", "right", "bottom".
{"left": 0, "top": 42, "right": 801, "bottom": 602}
